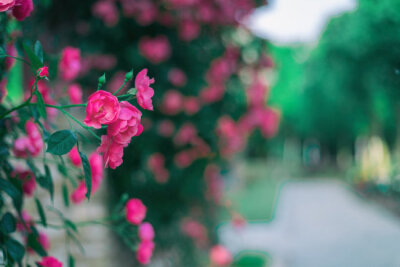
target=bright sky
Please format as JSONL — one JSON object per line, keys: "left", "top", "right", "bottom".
{"left": 247, "top": 0, "right": 357, "bottom": 44}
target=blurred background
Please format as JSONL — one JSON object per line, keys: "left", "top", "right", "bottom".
{"left": 6, "top": 0, "right": 400, "bottom": 266}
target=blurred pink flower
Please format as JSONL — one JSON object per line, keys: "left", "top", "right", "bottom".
{"left": 68, "top": 146, "right": 82, "bottom": 167}
{"left": 71, "top": 181, "right": 87, "bottom": 204}
{"left": 59, "top": 47, "right": 81, "bottom": 81}
{"left": 147, "top": 153, "right": 169, "bottom": 183}
{"left": 139, "top": 222, "right": 155, "bottom": 241}
{"left": 135, "top": 69, "right": 155, "bottom": 111}
{"left": 168, "top": 68, "right": 187, "bottom": 87}
{"left": 120, "top": 0, "right": 158, "bottom": 26}
{"left": 183, "top": 97, "right": 201, "bottom": 115}
{"left": 200, "top": 84, "right": 225, "bottom": 104}
{"left": 125, "top": 198, "right": 147, "bottom": 225}
{"left": 179, "top": 18, "right": 201, "bottom": 41}
{"left": 84, "top": 90, "right": 120, "bottom": 129}
{"left": 12, "top": 0, "right": 33, "bottom": 21}
{"left": 12, "top": 168, "right": 36, "bottom": 197}
{"left": 139, "top": 35, "right": 171, "bottom": 64}
{"left": 157, "top": 120, "right": 175, "bottom": 137}
{"left": 246, "top": 79, "right": 268, "bottom": 107}
{"left": 37, "top": 66, "right": 49, "bottom": 78}
{"left": 136, "top": 240, "right": 154, "bottom": 265}
{"left": 0, "top": 0, "right": 15, "bottom": 12}
{"left": 37, "top": 256, "right": 63, "bottom": 267}
{"left": 16, "top": 210, "right": 33, "bottom": 232}
{"left": 161, "top": 90, "right": 183, "bottom": 115}
{"left": 92, "top": 0, "right": 119, "bottom": 27}
{"left": 5, "top": 43, "right": 16, "bottom": 70}
{"left": 181, "top": 218, "right": 208, "bottom": 247}
{"left": 67, "top": 84, "right": 83, "bottom": 104}
{"left": 174, "top": 123, "right": 197, "bottom": 146}
{"left": 0, "top": 79, "right": 7, "bottom": 103}
{"left": 210, "top": 245, "right": 232, "bottom": 266}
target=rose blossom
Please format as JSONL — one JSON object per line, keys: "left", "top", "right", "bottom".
{"left": 157, "top": 120, "right": 174, "bottom": 137}
{"left": 13, "top": 121, "right": 43, "bottom": 158}
{"left": 138, "top": 222, "right": 155, "bottom": 241}
{"left": 12, "top": 0, "right": 33, "bottom": 21}
{"left": 135, "top": 69, "right": 155, "bottom": 111}
{"left": 0, "top": 0, "right": 15, "bottom": 12}
{"left": 16, "top": 210, "right": 33, "bottom": 232}
{"left": 59, "top": 47, "right": 81, "bottom": 81}
{"left": 136, "top": 240, "right": 154, "bottom": 265}
{"left": 183, "top": 97, "right": 201, "bottom": 115}
{"left": 210, "top": 245, "right": 232, "bottom": 266}
{"left": 37, "top": 66, "right": 49, "bottom": 78}
{"left": 96, "top": 135, "right": 124, "bottom": 169}
{"left": 84, "top": 90, "right": 120, "bottom": 129}
{"left": 168, "top": 68, "right": 187, "bottom": 87}
{"left": 28, "top": 232, "right": 50, "bottom": 253}
{"left": 125, "top": 198, "right": 146, "bottom": 225}
{"left": 138, "top": 35, "right": 171, "bottom": 64}
{"left": 71, "top": 181, "right": 87, "bottom": 204}
{"left": 181, "top": 218, "right": 208, "bottom": 247}
{"left": 5, "top": 43, "right": 16, "bottom": 70}
{"left": 107, "top": 101, "right": 143, "bottom": 145}
{"left": 179, "top": 18, "right": 201, "bottom": 41}
{"left": 67, "top": 84, "right": 83, "bottom": 104}
{"left": 37, "top": 256, "right": 63, "bottom": 267}
{"left": 161, "top": 90, "right": 183, "bottom": 115}
{"left": 68, "top": 146, "right": 81, "bottom": 167}
{"left": 92, "top": 0, "right": 119, "bottom": 27}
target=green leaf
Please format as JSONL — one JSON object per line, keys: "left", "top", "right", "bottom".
{"left": 79, "top": 152, "right": 92, "bottom": 200}
{"left": 0, "top": 212, "right": 16, "bottom": 234}
{"left": 65, "top": 220, "right": 78, "bottom": 233}
{"left": 46, "top": 130, "right": 77, "bottom": 155}
{"left": 34, "top": 89, "right": 47, "bottom": 119}
{"left": 62, "top": 183, "right": 69, "bottom": 207}
{"left": 0, "top": 47, "right": 5, "bottom": 56}
{"left": 69, "top": 254, "right": 75, "bottom": 267}
{"left": 44, "top": 164, "right": 54, "bottom": 202}
{"left": 23, "top": 42, "right": 43, "bottom": 70}
{"left": 35, "top": 198, "right": 47, "bottom": 227}
{"left": 5, "top": 238, "right": 25, "bottom": 262}
{"left": 27, "top": 233, "right": 47, "bottom": 257}
{"left": 34, "top": 41, "right": 43, "bottom": 64}
{"left": 0, "top": 177, "right": 22, "bottom": 212}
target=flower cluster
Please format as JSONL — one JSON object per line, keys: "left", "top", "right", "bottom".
{"left": 125, "top": 199, "right": 155, "bottom": 264}
{"left": 0, "top": 0, "right": 33, "bottom": 21}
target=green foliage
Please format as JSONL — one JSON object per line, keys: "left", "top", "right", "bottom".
{"left": 79, "top": 151, "right": 92, "bottom": 200}
{"left": 46, "top": 130, "right": 77, "bottom": 155}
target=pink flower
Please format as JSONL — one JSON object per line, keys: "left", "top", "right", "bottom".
{"left": 0, "top": 79, "right": 7, "bottom": 104}
{"left": 174, "top": 150, "right": 194, "bottom": 169}
{"left": 147, "top": 153, "right": 169, "bottom": 183}
{"left": 136, "top": 240, "right": 154, "bottom": 265}
{"left": 138, "top": 35, "right": 171, "bottom": 64}
{"left": 107, "top": 101, "right": 143, "bottom": 145}
{"left": 181, "top": 218, "right": 208, "bottom": 247}
{"left": 70, "top": 181, "right": 86, "bottom": 204}
{"left": 138, "top": 222, "right": 155, "bottom": 241}
{"left": 209, "top": 245, "right": 232, "bottom": 266}
{"left": 19, "top": 170, "right": 36, "bottom": 197}
{"left": 179, "top": 18, "right": 201, "bottom": 41}
{"left": 16, "top": 210, "right": 33, "bottom": 232}
{"left": 96, "top": 135, "right": 124, "bottom": 169}
{"left": 13, "top": 121, "right": 43, "bottom": 158}
{"left": 183, "top": 97, "right": 201, "bottom": 115}
{"left": 84, "top": 90, "right": 120, "bottom": 129}
{"left": 0, "top": 0, "right": 15, "bottom": 12}
{"left": 37, "top": 256, "right": 63, "bottom": 267}
{"left": 12, "top": 0, "right": 33, "bottom": 21}
{"left": 200, "top": 84, "right": 225, "bottom": 104}
{"left": 67, "top": 84, "right": 83, "bottom": 104}
{"left": 59, "top": 47, "right": 81, "bottom": 81}
{"left": 92, "top": 0, "right": 119, "bottom": 27}
{"left": 125, "top": 198, "right": 146, "bottom": 225}
{"left": 37, "top": 66, "right": 49, "bottom": 78}
{"left": 157, "top": 120, "right": 174, "bottom": 137}
{"left": 174, "top": 123, "right": 197, "bottom": 146}
{"left": 120, "top": 0, "right": 158, "bottom": 26}
{"left": 161, "top": 90, "right": 183, "bottom": 115}
{"left": 135, "top": 69, "right": 155, "bottom": 111}
{"left": 90, "top": 152, "right": 104, "bottom": 191}
{"left": 68, "top": 147, "right": 81, "bottom": 166}
{"left": 168, "top": 68, "right": 187, "bottom": 87}
{"left": 246, "top": 79, "right": 268, "bottom": 107}
{"left": 5, "top": 43, "right": 16, "bottom": 70}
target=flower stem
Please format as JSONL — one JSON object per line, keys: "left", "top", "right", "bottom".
{"left": 0, "top": 80, "right": 37, "bottom": 119}
{"left": 113, "top": 80, "right": 128, "bottom": 96}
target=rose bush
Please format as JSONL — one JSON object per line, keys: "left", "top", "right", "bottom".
{"left": 0, "top": 3, "right": 157, "bottom": 266}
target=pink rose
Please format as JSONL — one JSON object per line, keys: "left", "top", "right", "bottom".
{"left": 161, "top": 90, "right": 183, "bottom": 115}
{"left": 183, "top": 97, "right": 201, "bottom": 115}
{"left": 135, "top": 69, "right": 155, "bottom": 111}
{"left": 96, "top": 135, "right": 124, "bottom": 169}
{"left": 138, "top": 35, "right": 171, "bottom": 64}
{"left": 179, "top": 18, "right": 201, "bottom": 41}
{"left": 59, "top": 47, "right": 81, "bottom": 81}
{"left": 147, "top": 153, "right": 169, "bottom": 183}
{"left": 200, "top": 84, "right": 225, "bottom": 104}
{"left": 11, "top": 0, "right": 33, "bottom": 21}
{"left": 209, "top": 245, "right": 232, "bottom": 266}
{"left": 37, "top": 256, "right": 63, "bottom": 267}
{"left": 37, "top": 66, "right": 49, "bottom": 78}
{"left": 67, "top": 84, "right": 83, "bottom": 104}
{"left": 181, "top": 218, "right": 208, "bottom": 247}
{"left": 89, "top": 152, "right": 104, "bottom": 191}
{"left": 125, "top": 198, "right": 146, "bottom": 225}
{"left": 107, "top": 101, "right": 143, "bottom": 145}
{"left": 92, "top": 0, "right": 119, "bottom": 27}
{"left": 168, "top": 68, "right": 187, "bottom": 87}
{"left": 5, "top": 43, "right": 16, "bottom": 70}
{"left": 13, "top": 121, "right": 43, "bottom": 157}
{"left": 136, "top": 240, "right": 154, "bottom": 265}
{"left": 12, "top": 169, "right": 36, "bottom": 197}
{"left": 246, "top": 79, "right": 268, "bottom": 107}
{"left": 68, "top": 146, "right": 81, "bottom": 167}
{"left": 174, "top": 123, "right": 197, "bottom": 146}
{"left": 0, "top": 0, "right": 15, "bottom": 12}
{"left": 84, "top": 90, "right": 120, "bottom": 129}
{"left": 138, "top": 222, "right": 155, "bottom": 241}
{"left": 71, "top": 181, "right": 86, "bottom": 204}
{"left": 16, "top": 210, "right": 33, "bottom": 232}
{"left": 157, "top": 120, "right": 174, "bottom": 137}
{"left": 28, "top": 232, "right": 50, "bottom": 253}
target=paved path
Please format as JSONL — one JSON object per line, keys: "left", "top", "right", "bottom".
{"left": 219, "top": 179, "right": 400, "bottom": 267}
